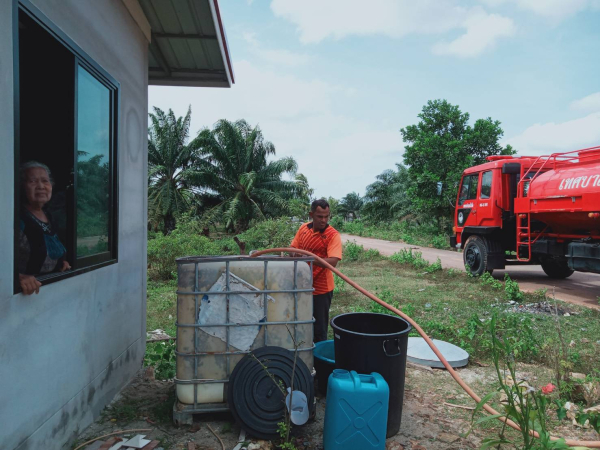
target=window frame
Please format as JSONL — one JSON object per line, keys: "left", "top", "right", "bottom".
{"left": 13, "top": 0, "right": 120, "bottom": 294}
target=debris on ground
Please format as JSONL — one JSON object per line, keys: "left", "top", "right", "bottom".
{"left": 76, "top": 363, "right": 598, "bottom": 450}
{"left": 493, "top": 300, "right": 576, "bottom": 316}
{"left": 571, "top": 379, "right": 600, "bottom": 406}
{"left": 146, "top": 329, "right": 173, "bottom": 342}
{"left": 79, "top": 435, "right": 160, "bottom": 450}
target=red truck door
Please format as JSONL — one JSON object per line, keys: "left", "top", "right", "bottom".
{"left": 476, "top": 170, "right": 494, "bottom": 226}
{"left": 457, "top": 173, "right": 479, "bottom": 228}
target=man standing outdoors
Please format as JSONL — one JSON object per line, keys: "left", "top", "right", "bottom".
{"left": 290, "top": 199, "right": 342, "bottom": 342}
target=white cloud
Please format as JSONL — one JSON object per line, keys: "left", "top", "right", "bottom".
{"left": 254, "top": 48, "right": 311, "bottom": 67}
{"left": 481, "top": 0, "right": 600, "bottom": 21}
{"left": 270, "top": 0, "right": 514, "bottom": 57}
{"left": 242, "top": 32, "right": 311, "bottom": 67}
{"left": 148, "top": 60, "right": 402, "bottom": 198}
{"left": 570, "top": 92, "right": 600, "bottom": 113}
{"left": 271, "top": 0, "right": 464, "bottom": 43}
{"left": 242, "top": 32, "right": 259, "bottom": 46}
{"left": 505, "top": 112, "right": 600, "bottom": 155}
{"left": 432, "top": 9, "right": 515, "bottom": 57}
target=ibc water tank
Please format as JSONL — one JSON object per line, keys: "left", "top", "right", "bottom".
{"left": 175, "top": 256, "right": 315, "bottom": 411}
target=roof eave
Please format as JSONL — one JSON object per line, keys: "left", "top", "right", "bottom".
{"left": 209, "top": 0, "right": 234, "bottom": 86}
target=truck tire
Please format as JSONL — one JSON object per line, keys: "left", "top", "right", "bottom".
{"left": 540, "top": 257, "right": 574, "bottom": 279}
{"left": 463, "top": 235, "right": 492, "bottom": 277}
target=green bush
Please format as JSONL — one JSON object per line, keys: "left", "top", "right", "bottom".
{"left": 504, "top": 273, "right": 524, "bottom": 301}
{"left": 237, "top": 218, "right": 299, "bottom": 251}
{"left": 390, "top": 249, "right": 430, "bottom": 270}
{"left": 343, "top": 242, "right": 361, "bottom": 261}
{"left": 147, "top": 232, "right": 235, "bottom": 281}
{"left": 329, "top": 216, "right": 344, "bottom": 230}
{"left": 425, "top": 258, "right": 442, "bottom": 273}
{"left": 343, "top": 241, "right": 381, "bottom": 262}
{"left": 343, "top": 221, "right": 365, "bottom": 236}
{"left": 480, "top": 272, "right": 502, "bottom": 290}
{"left": 144, "top": 341, "right": 176, "bottom": 380}
{"left": 431, "top": 234, "right": 448, "bottom": 249}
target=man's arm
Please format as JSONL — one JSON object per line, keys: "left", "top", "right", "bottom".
{"left": 313, "top": 257, "right": 340, "bottom": 268}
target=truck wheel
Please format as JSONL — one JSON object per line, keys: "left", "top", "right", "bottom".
{"left": 463, "top": 235, "right": 492, "bottom": 277}
{"left": 540, "top": 258, "right": 574, "bottom": 279}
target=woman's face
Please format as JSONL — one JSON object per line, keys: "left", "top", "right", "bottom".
{"left": 24, "top": 167, "right": 52, "bottom": 207}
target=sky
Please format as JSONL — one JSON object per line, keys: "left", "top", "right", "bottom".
{"left": 148, "top": 0, "right": 600, "bottom": 199}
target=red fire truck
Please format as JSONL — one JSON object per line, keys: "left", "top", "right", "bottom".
{"left": 450, "top": 146, "right": 600, "bottom": 278}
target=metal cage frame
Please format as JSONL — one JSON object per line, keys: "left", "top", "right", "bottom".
{"left": 174, "top": 255, "right": 315, "bottom": 417}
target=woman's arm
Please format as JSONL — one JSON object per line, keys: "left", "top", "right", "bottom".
{"left": 17, "top": 221, "right": 42, "bottom": 294}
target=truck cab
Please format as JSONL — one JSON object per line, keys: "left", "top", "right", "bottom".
{"left": 452, "top": 156, "right": 544, "bottom": 276}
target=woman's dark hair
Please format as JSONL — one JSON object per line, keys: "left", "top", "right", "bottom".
{"left": 311, "top": 199, "right": 330, "bottom": 212}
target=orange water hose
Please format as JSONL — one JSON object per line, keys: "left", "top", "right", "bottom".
{"left": 250, "top": 248, "right": 600, "bottom": 448}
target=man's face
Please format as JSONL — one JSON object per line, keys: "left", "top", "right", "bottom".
{"left": 309, "top": 206, "right": 330, "bottom": 231}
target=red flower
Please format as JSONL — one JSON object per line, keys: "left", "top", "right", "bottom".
{"left": 541, "top": 383, "right": 556, "bottom": 395}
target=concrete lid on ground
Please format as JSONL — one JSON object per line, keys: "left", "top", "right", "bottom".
{"left": 407, "top": 337, "right": 469, "bottom": 368}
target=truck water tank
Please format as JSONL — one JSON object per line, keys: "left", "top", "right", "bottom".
{"left": 324, "top": 369, "right": 389, "bottom": 450}
{"left": 175, "top": 256, "right": 315, "bottom": 408}
{"left": 527, "top": 159, "right": 600, "bottom": 234}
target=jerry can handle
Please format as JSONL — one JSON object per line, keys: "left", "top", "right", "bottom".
{"left": 383, "top": 338, "right": 402, "bottom": 357}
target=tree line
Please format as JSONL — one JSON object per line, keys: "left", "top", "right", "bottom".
{"left": 148, "top": 107, "right": 311, "bottom": 234}
{"left": 148, "top": 99, "right": 514, "bottom": 235}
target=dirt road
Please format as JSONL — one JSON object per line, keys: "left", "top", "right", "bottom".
{"left": 341, "top": 233, "right": 600, "bottom": 309}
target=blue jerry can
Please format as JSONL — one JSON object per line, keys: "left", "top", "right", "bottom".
{"left": 323, "top": 369, "right": 389, "bottom": 450}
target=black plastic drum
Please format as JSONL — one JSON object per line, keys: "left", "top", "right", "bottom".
{"left": 331, "top": 312, "right": 411, "bottom": 437}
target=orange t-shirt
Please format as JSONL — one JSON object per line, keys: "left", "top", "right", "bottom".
{"left": 291, "top": 222, "right": 343, "bottom": 295}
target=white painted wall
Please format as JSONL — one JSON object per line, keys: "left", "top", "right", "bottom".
{"left": 0, "top": 1, "right": 148, "bottom": 448}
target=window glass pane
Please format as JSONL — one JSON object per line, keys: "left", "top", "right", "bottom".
{"left": 481, "top": 171, "right": 492, "bottom": 199}
{"left": 76, "top": 66, "right": 110, "bottom": 257}
{"left": 458, "top": 176, "right": 470, "bottom": 205}
{"left": 459, "top": 175, "right": 479, "bottom": 205}
{"left": 467, "top": 175, "right": 479, "bottom": 200}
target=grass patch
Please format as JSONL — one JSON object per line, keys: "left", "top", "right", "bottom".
{"left": 147, "top": 280, "right": 177, "bottom": 337}
{"left": 329, "top": 258, "right": 600, "bottom": 374}
{"left": 145, "top": 245, "right": 600, "bottom": 383}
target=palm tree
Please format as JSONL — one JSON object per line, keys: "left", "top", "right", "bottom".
{"left": 362, "top": 164, "right": 414, "bottom": 222}
{"left": 338, "top": 192, "right": 364, "bottom": 221}
{"left": 189, "top": 119, "right": 301, "bottom": 232}
{"left": 148, "top": 106, "right": 200, "bottom": 234}
{"left": 288, "top": 174, "right": 314, "bottom": 220}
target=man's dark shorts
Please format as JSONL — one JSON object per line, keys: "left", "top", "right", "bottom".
{"left": 313, "top": 291, "right": 333, "bottom": 343}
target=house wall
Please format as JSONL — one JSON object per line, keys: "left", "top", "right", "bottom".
{"left": 0, "top": 1, "right": 148, "bottom": 448}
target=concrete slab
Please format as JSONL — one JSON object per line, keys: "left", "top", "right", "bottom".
{"left": 407, "top": 337, "right": 469, "bottom": 368}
